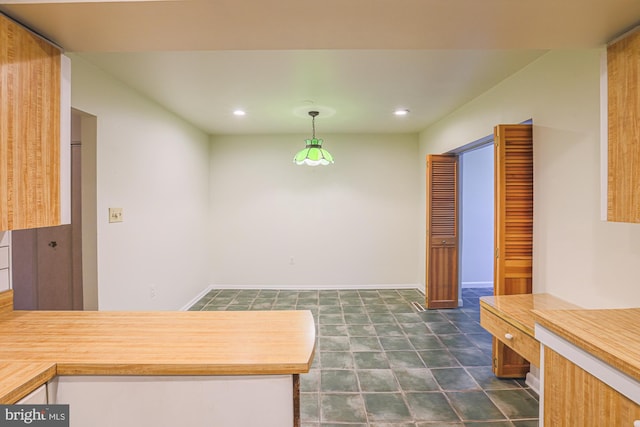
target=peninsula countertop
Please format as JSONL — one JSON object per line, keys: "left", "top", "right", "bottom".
{"left": 0, "top": 290, "right": 316, "bottom": 403}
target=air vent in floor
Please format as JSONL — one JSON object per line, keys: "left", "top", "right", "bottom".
{"left": 410, "top": 301, "right": 426, "bottom": 312}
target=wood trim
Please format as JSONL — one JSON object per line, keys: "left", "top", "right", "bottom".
{"left": 0, "top": 289, "right": 13, "bottom": 313}
{"left": 607, "top": 28, "right": 640, "bottom": 222}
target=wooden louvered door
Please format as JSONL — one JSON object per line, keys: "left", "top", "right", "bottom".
{"left": 425, "top": 154, "right": 458, "bottom": 309}
{"left": 493, "top": 124, "right": 533, "bottom": 377}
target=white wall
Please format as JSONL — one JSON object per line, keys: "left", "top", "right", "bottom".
{"left": 420, "top": 49, "right": 640, "bottom": 309}
{"left": 69, "top": 54, "right": 211, "bottom": 310}
{"left": 460, "top": 145, "right": 494, "bottom": 288}
{"left": 208, "top": 133, "right": 420, "bottom": 288}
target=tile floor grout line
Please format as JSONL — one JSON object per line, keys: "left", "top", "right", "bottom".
{"left": 196, "top": 288, "right": 538, "bottom": 426}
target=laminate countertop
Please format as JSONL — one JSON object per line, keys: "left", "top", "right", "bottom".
{"left": 0, "top": 362, "right": 56, "bottom": 404}
{"left": 0, "top": 290, "right": 316, "bottom": 403}
{"left": 533, "top": 307, "right": 640, "bottom": 382}
{"left": 480, "top": 293, "right": 579, "bottom": 336}
{"left": 481, "top": 293, "right": 640, "bottom": 381}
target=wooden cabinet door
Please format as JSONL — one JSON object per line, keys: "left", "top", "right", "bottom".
{"left": 425, "top": 154, "right": 458, "bottom": 309}
{"left": 607, "top": 28, "right": 640, "bottom": 223}
{"left": 0, "top": 14, "right": 62, "bottom": 230}
{"left": 493, "top": 124, "right": 533, "bottom": 377}
{"left": 544, "top": 347, "right": 640, "bottom": 426}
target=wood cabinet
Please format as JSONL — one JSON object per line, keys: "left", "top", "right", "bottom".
{"left": 0, "top": 14, "right": 70, "bottom": 231}
{"left": 535, "top": 309, "right": 640, "bottom": 427}
{"left": 542, "top": 347, "right": 640, "bottom": 426}
{"left": 607, "top": 26, "right": 640, "bottom": 223}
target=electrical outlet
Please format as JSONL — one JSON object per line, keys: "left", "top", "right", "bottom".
{"left": 150, "top": 285, "right": 157, "bottom": 299}
{"left": 109, "top": 208, "right": 123, "bottom": 223}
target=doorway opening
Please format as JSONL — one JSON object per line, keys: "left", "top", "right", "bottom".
{"left": 458, "top": 143, "right": 494, "bottom": 306}
{"left": 425, "top": 121, "right": 533, "bottom": 310}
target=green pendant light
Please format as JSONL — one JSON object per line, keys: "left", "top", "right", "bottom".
{"left": 293, "top": 111, "right": 334, "bottom": 166}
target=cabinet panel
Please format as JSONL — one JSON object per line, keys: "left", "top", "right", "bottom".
{"left": 544, "top": 347, "right": 640, "bottom": 426}
{"left": 50, "top": 375, "right": 294, "bottom": 427}
{"left": 0, "top": 14, "right": 62, "bottom": 230}
{"left": 0, "top": 269, "right": 8, "bottom": 292}
{"left": 0, "top": 247, "right": 8, "bottom": 269}
{"left": 607, "top": 27, "right": 640, "bottom": 223}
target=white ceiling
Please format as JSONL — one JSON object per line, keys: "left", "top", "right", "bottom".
{"left": 1, "top": 0, "right": 639, "bottom": 135}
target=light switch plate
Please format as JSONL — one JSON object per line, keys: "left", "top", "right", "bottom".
{"left": 109, "top": 208, "right": 123, "bottom": 223}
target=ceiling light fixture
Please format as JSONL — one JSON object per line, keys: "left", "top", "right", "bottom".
{"left": 293, "top": 111, "right": 334, "bottom": 166}
{"left": 394, "top": 109, "right": 410, "bottom": 116}
{"left": 233, "top": 109, "right": 246, "bottom": 116}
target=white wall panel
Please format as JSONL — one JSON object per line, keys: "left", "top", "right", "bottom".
{"left": 208, "top": 133, "right": 420, "bottom": 288}
{"left": 68, "top": 54, "right": 210, "bottom": 310}
{"left": 50, "top": 375, "right": 293, "bottom": 427}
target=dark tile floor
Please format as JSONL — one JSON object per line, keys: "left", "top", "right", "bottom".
{"left": 189, "top": 287, "right": 539, "bottom": 426}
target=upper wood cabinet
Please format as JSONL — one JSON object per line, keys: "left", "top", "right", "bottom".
{"left": 607, "top": 27, "right": 640, "bottom": 223}
{"left": 0, "top": 14, "right": 69, "bottom": 231}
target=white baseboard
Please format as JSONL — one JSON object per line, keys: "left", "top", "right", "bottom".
{"left": 207, "top": 283, "right": 422, "bottom": 291}
{"left": 461, "top": 281, "right": 493, "bottom": 288}
{"left": 179, "top": 285, "right": 216, "bottom": 311}
{"left": 526, "top": 365, "right": 540, "bottom": 395}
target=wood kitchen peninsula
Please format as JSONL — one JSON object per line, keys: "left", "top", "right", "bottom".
{"left": 0, "top": 290, "right": 316, "bottom": 427}
{"left": 480, "top": 292, "right": 640, "bottom": 426}
{"left": 534, "top": 307, "right": 640, "bottom": 426}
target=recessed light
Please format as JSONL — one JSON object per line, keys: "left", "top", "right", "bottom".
{"left": 233, "top": 109, "right": 246, "bottom": 116}
{"left": 394, "top": 109, "right": 410, "bottom": 116}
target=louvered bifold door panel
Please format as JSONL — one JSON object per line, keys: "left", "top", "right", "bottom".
{"left": 493, "top": 124, "right": 533, "bottom": 378}
{"left": 425, "top": 155, "right": 458, "bottom": 309}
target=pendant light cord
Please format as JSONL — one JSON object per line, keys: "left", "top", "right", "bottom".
{"left": 308, "top": 110, "right": 319, "bottom": 139}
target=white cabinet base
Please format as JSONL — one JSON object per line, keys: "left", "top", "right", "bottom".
{"left": 16, "top": 384, "right": 47, "bottom": 405}
{"left": 49, "top": 375, "right": 293, "bottom": 427}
